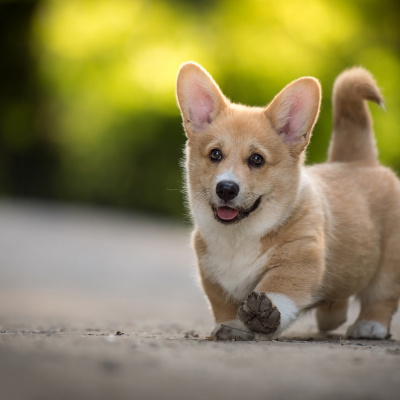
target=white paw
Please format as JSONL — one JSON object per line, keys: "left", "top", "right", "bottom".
{"left": 211, "top": 320, "right": 255, "bottom": 341}
{"left": 346, "top": 320, "right": 388, "bottom": 339}
{"left": 267, "top": 293, "right": 299, "bottom": 334}
{"left": 211, "top": 320, "right": 278, "bottom": 341}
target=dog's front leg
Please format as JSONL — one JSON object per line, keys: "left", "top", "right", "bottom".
{"left": 238, "top": 241, "right": 324, "bottom": 337}
{"left": 199, "top": 268, "right": 240, "bottom": 323}
{"left": 199, "top": 269, "right": 266, "bottom": 340}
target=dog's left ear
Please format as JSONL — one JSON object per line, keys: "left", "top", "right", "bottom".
{"left": 265, "top": 77, "right": 321, "bottom": 155}
{"left": 176, "top": 62, "right": 228, "bottom": 136}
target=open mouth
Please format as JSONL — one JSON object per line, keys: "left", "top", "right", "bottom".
{"left": 213, "top": 197, "right": 262, "bottom": 225}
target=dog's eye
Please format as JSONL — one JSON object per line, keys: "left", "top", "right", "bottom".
{"left": 248, "top": 153, "right": 264, "bottom": 168}
{"left": 209, "top": 149, "right": 223, "bottom": 162}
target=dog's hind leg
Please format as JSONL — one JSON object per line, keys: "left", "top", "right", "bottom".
{"left": 346, "top": 297, "right": 398, "bottom": 339}
{"left": 347, "top": 218, "right": 400, "bottom": 340}
{"left": 316, "top": 299, "right": 348, "bottom": 332}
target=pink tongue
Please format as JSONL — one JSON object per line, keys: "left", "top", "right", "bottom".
{"left": 217, "top": 207, "right": 239, "bottom": 220}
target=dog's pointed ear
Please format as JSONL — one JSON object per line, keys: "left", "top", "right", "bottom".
{"left": 176, "top": 62, "right": 228, "bottom": 136}
{"left": 265, "top": 77, "right": 321, "bottom": 155}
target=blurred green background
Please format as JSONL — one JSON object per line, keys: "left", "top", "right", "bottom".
{"left": 1, "top": 0, "right": 400, "bottom": 221}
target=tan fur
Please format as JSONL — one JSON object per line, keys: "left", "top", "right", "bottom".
{"left": 193, "top": 231, "right": 241, "bottom": 322}
{"left": 176, "top": 62, "right": 400, "bottom": 339}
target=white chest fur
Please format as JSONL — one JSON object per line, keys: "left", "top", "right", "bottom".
{"left": 199, "top": 227, "right": 271, "bottom": 302}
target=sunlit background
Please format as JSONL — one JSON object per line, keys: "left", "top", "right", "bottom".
{"left": 2, "top": 3, "right": 400, "bottom": 398}
{"left": 1, "top": 0, "right": 400, "bottom": 219}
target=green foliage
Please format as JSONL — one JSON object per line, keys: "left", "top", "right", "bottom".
{"left": 2, "top": 0, "right": 400, "bottom": 219}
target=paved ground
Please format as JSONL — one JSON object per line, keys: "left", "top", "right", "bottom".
{"left": 0, "top": 199, "right": 400, "bottom": 400}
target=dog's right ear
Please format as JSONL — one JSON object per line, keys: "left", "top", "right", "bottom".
{"left": 176, "top": 62, "right": 228, "bottom": 136}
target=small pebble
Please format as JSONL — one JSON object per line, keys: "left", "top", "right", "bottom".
{"left": 106, "top": 335, "right": 115, "bottom": 343}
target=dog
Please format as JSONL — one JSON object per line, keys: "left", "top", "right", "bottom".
{"left": 176, "top": 61, "right": 400, "bottom": 340}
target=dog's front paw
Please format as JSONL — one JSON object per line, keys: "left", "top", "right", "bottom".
{"left": 211, "top": 320, "right": 256, "bottom": 341}
{"left": 238, "top": 292, "right": 281, "bottom": 334}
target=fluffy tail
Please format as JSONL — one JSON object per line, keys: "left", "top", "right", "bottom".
{"left": 327, "top": 67, "right": 384, "bottom": 165}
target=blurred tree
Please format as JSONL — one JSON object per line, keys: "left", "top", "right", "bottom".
{"left": 0, "top": 0, "right": 59, "bottom": 198}
{"left": 1, "top": 0, "right": 400, "bottom": 219}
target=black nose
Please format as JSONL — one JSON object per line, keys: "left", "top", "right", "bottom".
{"left": 216, "top": 180, "right": 240, "bottom": 202}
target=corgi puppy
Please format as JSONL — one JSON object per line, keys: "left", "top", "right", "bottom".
{"left": 176, "top": 62, "right": 400, "bottom": 340}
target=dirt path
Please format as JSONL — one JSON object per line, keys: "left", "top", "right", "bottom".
{"left": 0, "top": 200, "right": 399, "bottom": 400}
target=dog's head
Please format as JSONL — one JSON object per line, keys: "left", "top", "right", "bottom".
{"left": 176, "top": 62, "right": 321, "bottom": 232}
